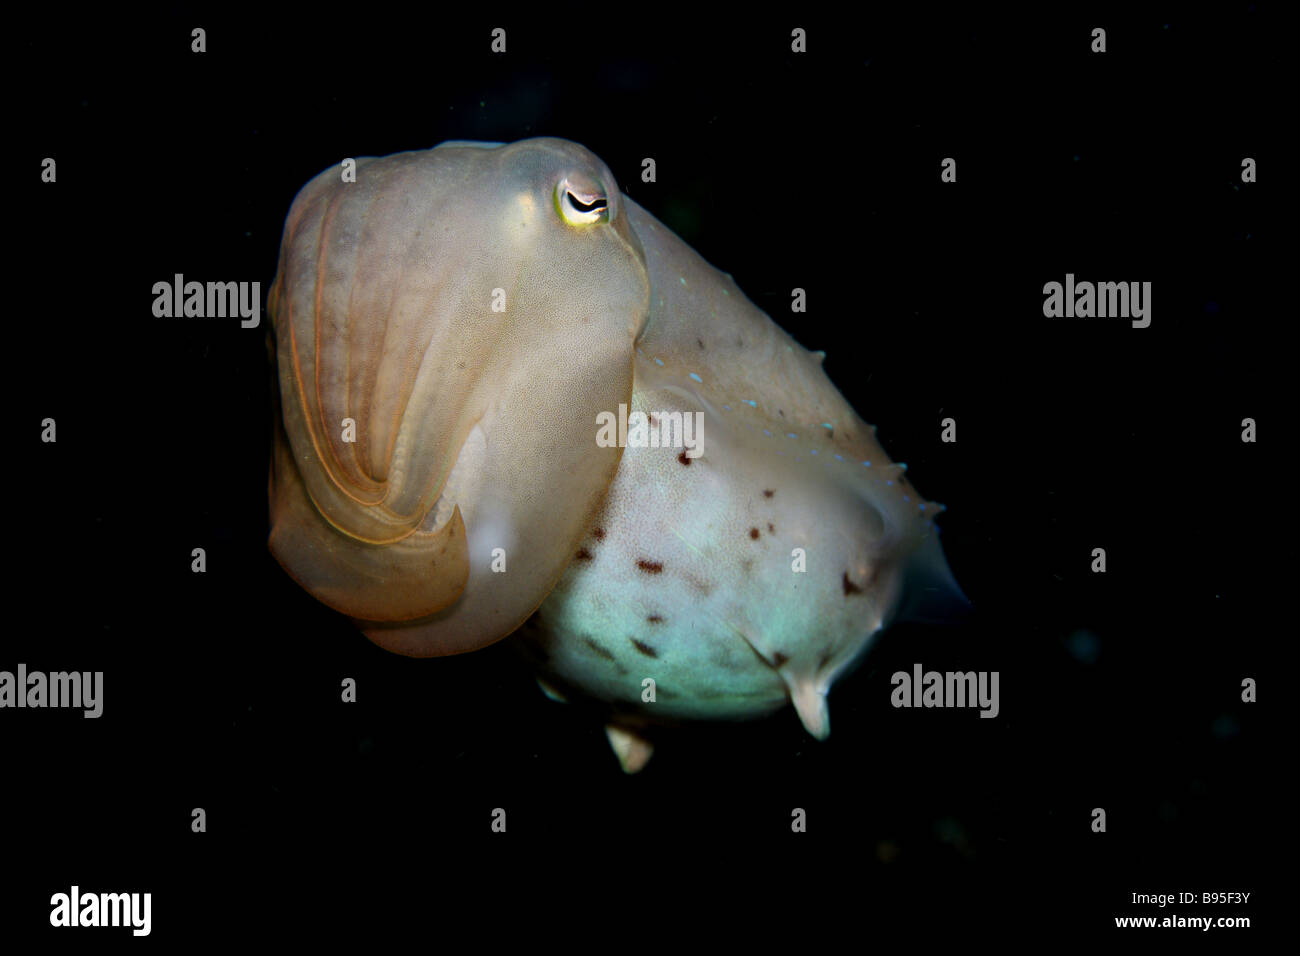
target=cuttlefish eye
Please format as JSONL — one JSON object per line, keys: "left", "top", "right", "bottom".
{"left": 555, "top": 174, "right": 610, "bottom": 225}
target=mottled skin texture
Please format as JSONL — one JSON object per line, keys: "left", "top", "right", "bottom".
{"left": 268, "top": 137, "right": 961, "bottom": 772}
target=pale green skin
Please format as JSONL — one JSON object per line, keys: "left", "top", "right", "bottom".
{"left": 517, "top": 195, "right": 949, "bottom": 745}
{"left": 268, "top": 138, "right": 960, "bottom": 770}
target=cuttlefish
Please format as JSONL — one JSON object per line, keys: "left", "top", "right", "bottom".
{"left": 267, "top": 137, "right": 964, "bottom": 772}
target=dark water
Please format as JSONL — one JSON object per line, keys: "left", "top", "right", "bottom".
{"left": 9, "top": 5, "right": 1276, "bottom": 940}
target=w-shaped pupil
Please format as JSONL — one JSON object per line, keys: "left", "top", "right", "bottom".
{"left": 567, "top": 192, "right": 608, "bottom": 213}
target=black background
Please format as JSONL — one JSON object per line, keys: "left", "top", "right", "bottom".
{"left": 9, "top": 3, "right": 1276, "bottom": 941}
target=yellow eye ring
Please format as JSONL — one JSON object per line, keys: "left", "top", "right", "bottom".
{"left": 555, "top": 176, "right": 610, "bottom": 225}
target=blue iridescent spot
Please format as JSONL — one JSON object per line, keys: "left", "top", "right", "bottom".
{"left": 786, "top": 433, "right": 797, "bottom": 439}
{"left": 821, "top": 423, "right": 833, "bottom": 430}
{"left": 745, "top": 400, "right": 757, "bottom": 407}
{"left": 834, "top": 454, "right": 844, "bottom": 461}
{"left": 886, "top": 480, "right": 894, "bottom": 486}
{"left": 862, "top": 461, "right": 871, "bottom": 467}
{"left": 689, "top": 372, "right": 702, "bottom": 383}
{"left": 654, "top": 357, "right": 664, "bottom": 366}
{"left": 722, "top": 404, "right": 732, "bottom": 411}
{"left": 810, "top": 449, "right": 818, "bottom": 455}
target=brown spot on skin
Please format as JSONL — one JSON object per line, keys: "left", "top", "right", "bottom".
{"left": 697, "top": 338, "right": 705, "bottom": 349}
{"left": 778, "top": 409, "right": 785, "bottom": 417}
{"left": 843, "top": 571, "right": 863, "bottom": 596}
{"left": 649, "top": 414, "right": 659, "bottom": 428}
{"left": 677, "top": 450, "right": 692, "bottom": 466}
{"left": 741, "top": 558, "right": 754, "bottom": 574}
{"left": 584, "top": 638, "right": 615, "bottom": 661}
{"left": 576, "top": 548, "right": 594, "bottom": 561}
{"left": 818, "top": 650, "right": 834, "bottom": 670}
{"left": 637, "top": 559, "right": 664, "bottom": 574}
{"left": 749, "top": 527, "right": 760, "bottom": 540}
{"left": 763, "top": 489, "right": 774, "bottom": 498}
{"left": 593, "top": 527, "right": 606, "bottom": 541}
{"left": 631, "top": 639, "right": 659, "bottom": 658}
{"left": 772, "top": 652, "right": 789, "bottom": 667}
{"left": 767, "top": 523, "right": 775, "bottom": 533}
{"left": 647, "top": 614, "right": 664, "bottom": 624}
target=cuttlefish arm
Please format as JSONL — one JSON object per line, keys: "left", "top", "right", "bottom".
{"left": 268, "top": 140, "right": 650, "bottom": 655}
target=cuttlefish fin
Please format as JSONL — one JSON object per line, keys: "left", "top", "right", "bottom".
{"left": 605, "top": 724, "right": 655, "bottom": 774}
